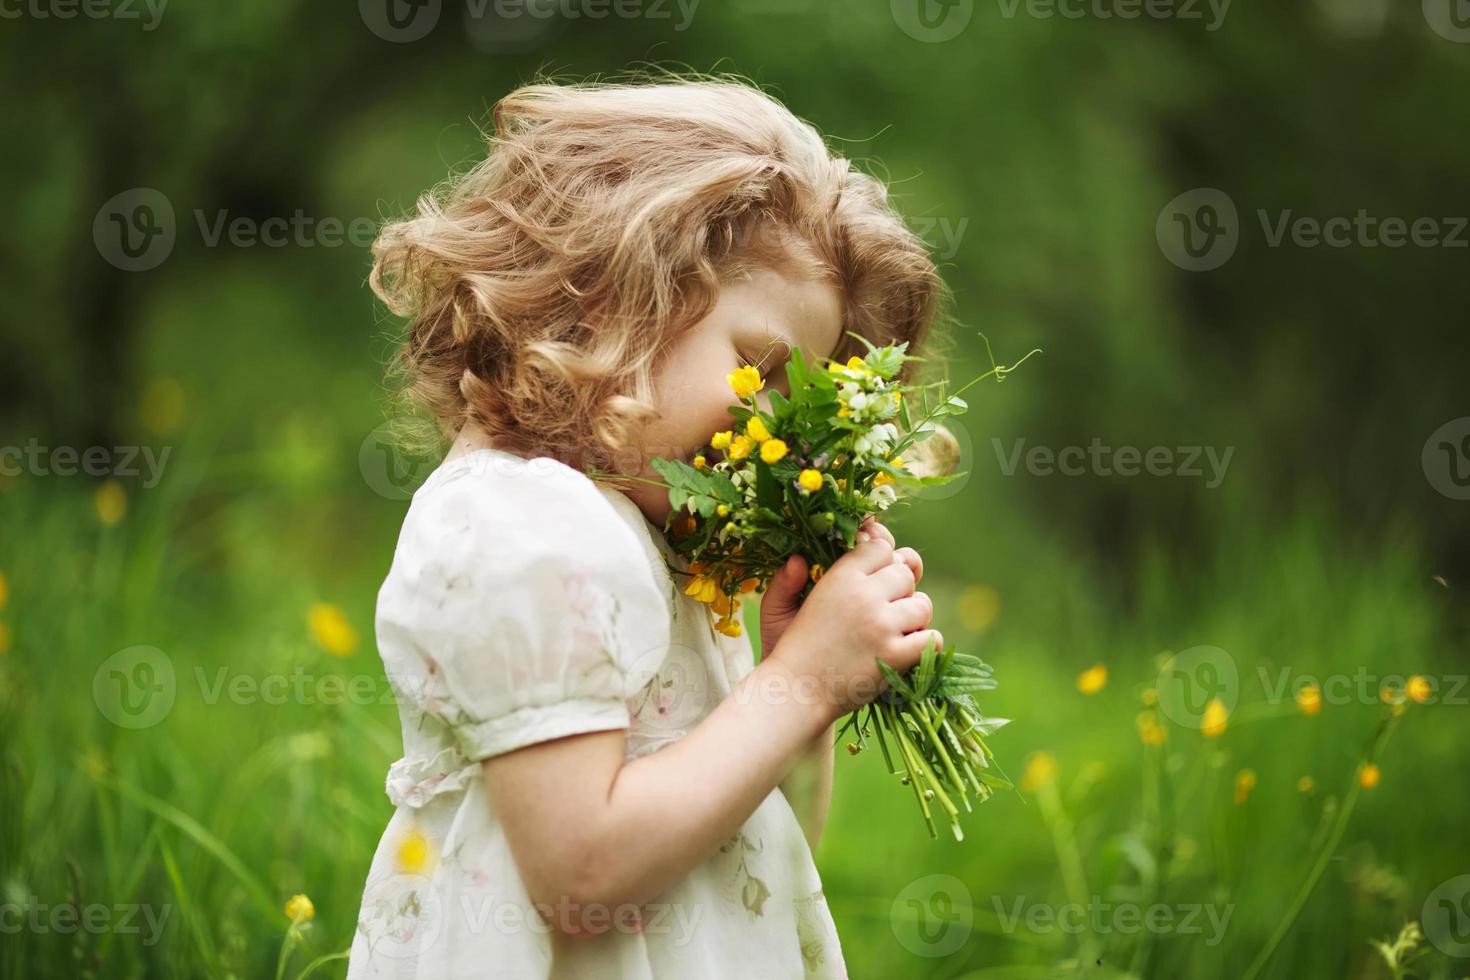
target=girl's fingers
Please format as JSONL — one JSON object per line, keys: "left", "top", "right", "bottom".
{"left": 891, "top": 546, "right": 922, "bottom": 585}
{"left": 872, "top": 560, "right": 916, "bottom": 599}
{"left": 857, "top": 516, "right": 896, "bottom": 549}
{"left": 845, "top": 535, "right": 895, "bottom": 573}
{"left": 889, "top": 591, "right": 933, "bottom": 633}
{"left": 896, "top": 628, "right": 945, "bottom": 664}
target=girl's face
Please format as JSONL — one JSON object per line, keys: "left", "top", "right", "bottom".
{"left": 622, "top": 264, "right": 844, "bottom": 528}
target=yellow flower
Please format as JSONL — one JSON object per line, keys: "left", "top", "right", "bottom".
{"left": 809, "top": 564, "right": 824, "bottom": 584}
{"left": 1295, "top": 684, "right": 1322, "bottom": 716}
{"left": 1380, "top": 684, "right": 1402, "bottom": 704}
{"left": 683, "top": 575, "right": 719, "bottom": 604}
{"left": 693, "top": 455, "right": 707, "bottom": 470}
{"left": 710, "top": 430, "right": 733, "bottom": 451}
{"left": 308, "top": 603, "right": 358, "bottom": 657}
{"left": 1358, "top": 763, "right": 1380, "bottom": 790}
{"left": 715, "top": 504, "right": 729, "bottom": 517}
{"left": 1201, "top": 697, "right": 1228, "bottom": 738}
{"left": 760, "top": 439, "right": 788, "bottom": 464}
{"left": 1020, "top": 751, "right": 1057, "bottom": 792}
{"left": 0, "top": 621, "right": 11, "bottom": 655}
{"left": 396, "top": 827, "right": 433, "bottom": 875}
{"left": 1140, "top": 688, "right": 1158, "bottom": 706}
{"left": 745, "top": 416, "right": 772, "bottom": 443}
{"left": 797, "top": 469, "right": 823, "bottom": 492}
{"left": 873, "top": 472, "right": 894, "bottom": 488}
{"left": 846, "top": 355, "right": 870, "bottom": 375}
{"left": 957, "top": 584, "right": 1000, "bottom": 633}
{"left": 1076, "top": 664, "right": 1108, "bottom": 695}
{"left": 1234, "top": 769, "right": 1257, "bottom": 805}
{"left": 711, "top": 592, "right": 737, "bottom": 617}
{"left": 1296, "top": 775, "right": 1315, "bottom": 793}
{"left": 0, "top": 569, "right": 8, "bottom": 610}
{"left": 728, "top": 435, "right": 754, "bottom": 461}
{"left": 727, "top": 365, "right": 764, "bottom": 400}
{"left": 94, "top": 480, "right": 127, "bottom": 526}
{"left": 836, "top": 404, "right": 850, "bottom": 419}
{"left": 1405, "top": 675, "right": 1431, "bottom": 703}
{"left": 1136, "top": 710, "right": 1166, "bottom": 746}
{"left": 714, "top": 615, "right": 743, "bottom": 637}
{"left": 284, "top": 894, "right": 315, "bottom": 922}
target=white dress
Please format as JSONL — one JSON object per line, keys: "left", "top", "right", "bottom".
{"left": 347, "top": 447, "right": 847, "bottom": 979}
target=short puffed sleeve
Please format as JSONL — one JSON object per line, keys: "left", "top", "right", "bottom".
{"left": 375, "top": 455, "right": 674, "bottom": 762}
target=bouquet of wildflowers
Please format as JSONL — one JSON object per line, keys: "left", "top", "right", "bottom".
{"left": 648, "top": 332, "right": 1034, "bottom": 840}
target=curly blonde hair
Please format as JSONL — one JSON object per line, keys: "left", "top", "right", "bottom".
{"left": 370, "top": 75, "right": 955, "bottom": 491}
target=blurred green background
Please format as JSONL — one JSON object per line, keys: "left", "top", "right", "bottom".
{"left": 3, "top": 1, "right": 1468, "bottom": 977}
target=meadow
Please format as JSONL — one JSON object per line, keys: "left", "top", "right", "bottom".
{"left": 3, "top": 2, "right": 1469, "bottom": 978}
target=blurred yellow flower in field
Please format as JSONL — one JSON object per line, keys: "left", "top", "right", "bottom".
{"left": 1136, "top": 710, "right": 1166, "bottom": 746}
{"left": 83, "top": 745, "right": 107, "bottom": 782}
{"left": 1296, "top": 684, "right": 1322, "bottom": 716}
{"left": 1380, "top": 684, "right": 1402, "bottom": 704}
{"left": 1201, "top": 698, "right": 1228, "bottom": 738}
{"left": 1234, "top": 769, "right": 1257, "bottom": 805}
{"left": 1405, "top": 675, "right": 1431, "bottom": 703}
{"left": 284, "top": 894, "right": 315, "bottom": 922}
{"left": 745, "top": 416, "right": 772, "bottom": 443}
{"left": 139, "top": 376, "right": 185, "bottom": 435}
{"left": 1296, "top": 775, "right": 1315, "bottom": 793}
{"left": 1140, "top": 688, "right": 1158, "bottom": 706}
{"left": 797, "top": 469, "right": 823, "bottom": 492}
{"left": 1358, "top": 763, "right": 1381, "bottom": 790}
{"left": 759, "top": 439, "right": 788, "bottom": 464}
{"left": 1076, "top": 664, "right": 1108, "bottom": 695}
{"left": 308, "top": 603, "right": 358, "bottom": 656}
{"left": 396, "top": 827, "right": 433, "bottom": 875}
{"left": 1020, "top": 751, "right": 1057, "bottom": 792}
{"left": 957, "top": 584, "right": 1000, "bottom": 633}
{"left": 94, "top": 480, "right": 127, "bottom": 526}
{"left": 0, "top": 569, "right": 8, "bottom": 610}
{"left": 0, "top": 621, "right": 11, "bottom": 655}
{"left": 727, "top": 365, "right": 764, "bottom": 400}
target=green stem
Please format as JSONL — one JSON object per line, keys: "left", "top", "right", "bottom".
{"left": 1240, "top": 713, "right": 1400, "bottom": 980}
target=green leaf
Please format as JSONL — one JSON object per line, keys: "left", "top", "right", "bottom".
{"left": 877, "top": 660, "right": 917, "bottom": 700}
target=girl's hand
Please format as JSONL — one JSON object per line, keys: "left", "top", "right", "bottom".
{"left": 758, "top": 515, "right": 924, "bottom": 660}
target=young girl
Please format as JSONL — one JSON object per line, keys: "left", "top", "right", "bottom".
{"left": 348, "top": 77, "right": 948, "bottom": 979}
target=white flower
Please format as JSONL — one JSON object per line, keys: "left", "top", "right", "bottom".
{"left": 853, "top": 422, "right": 899, "bottom": 457}
{"left": 869, "top": 483, "right": 898, "bottom": 510}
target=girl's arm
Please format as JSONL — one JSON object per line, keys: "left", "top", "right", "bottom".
{"left": 484, "top": 654, "right": 830, "bottom": 931}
